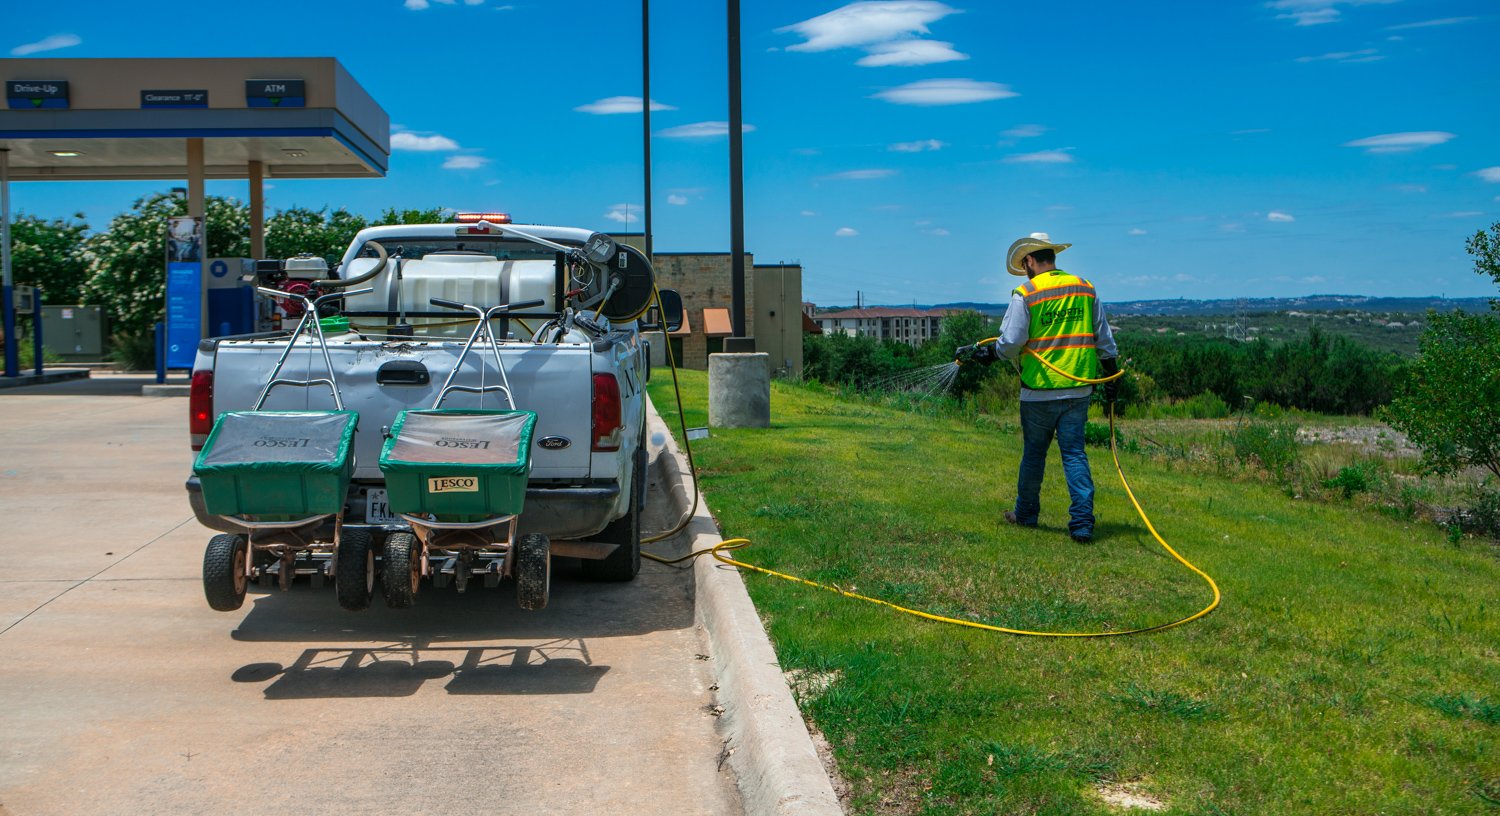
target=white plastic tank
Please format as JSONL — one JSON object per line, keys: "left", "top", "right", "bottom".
{"left": 338, "top": 256, "right": 558, "bottom": 336}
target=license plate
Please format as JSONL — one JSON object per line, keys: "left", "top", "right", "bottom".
{"left": 366, "top": 488, "right": 398, "bottom": 524}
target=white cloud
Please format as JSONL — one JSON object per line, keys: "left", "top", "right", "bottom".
{"left": 574, "top": 96, "right": 677, "bottom": 115}
{"left": 1296, "top": 48, "right": 1383, "bottom": 63}
{"left": 1390, "top": 184, "right": 1428, "bottom": 193}
{"left": 657, "top": 121, "right": 756, "bottom": 139}
{"left": 801, "top": 210, "right": 819, "bottom": 217}
{"left": 1343, "top": 131, "right": 1456, "bottom": 154}
{"left": 873, "top": 78, "right": 1018, "bottom": 106}
{"left": 405, "top": 0, "right": 429, "bottom": 8}
{"left": 442, "top": 155, "right": 488, "bottom": 170}
{"left": 392, "top": 131, "right": 460, "bottom": 151}
{"left": 924, "top": 227, "right": 950, "bottom": 236}
{"left": 1221, "top": 223, "right": 1247, "bottom": 233}
{"left": 1004, "top": 149, "right": 1074, "bottom": 164}
{"left": 835, "top": 227, "right": 859, "bottom": 237}
{"left": 1302, "top": 275, "right": 1327, "bottom": 284}
{"left": 605, "top": 204, "right": 640, "bottom": 223}
{"left": 10, "top": 33, "right": 81, "bottom": 56}
{"left": 856, "top": 39, "right": 968, "bottom": 67}
{"left": 1232, "top": 128, "right": 1272, "bottom": 135}
{"left": 1267, "top": 0, "right": 1398, "bottom": 27}
{"left": 1474, "top": 167, "right": 1500, "bottom": 183}
{"left": 1440, "top": 211, "right": 1483, "bottom": 219}
{"left": 667, "top": 194, "right": 688, "bottom": 206}
{"left": 1128, "top": 228, "right": 1148, "bottom": 236}
{"left": 1002, "top": 124, "right": 1047, "bottom": 139}
{"left": 822, "top": 169, "right": 897, "bottom": 180}
{"left": 777, "top": 1, "right": 960, "bottom": 52}
{"left": 1387, "top": 16, "right": 1477, "bottom": 30}
{"left": 1268, "top": 211, "right": 1296, "bottom": 222}
{"left": 888, "top": 139, "right": 945, "bottom": 152}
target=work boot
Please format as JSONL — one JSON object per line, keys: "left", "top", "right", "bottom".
{"left": 1069, "top": 530, "right": 1093, "bottom": 544}
{"left": 1003, "top": 510, "right": 1036, "bottom": 528}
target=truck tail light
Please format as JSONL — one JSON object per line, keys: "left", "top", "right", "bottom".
{"left": 592, "top": 373, "right": 622, "bottom": 452}
{"left": 189, "top": 370, "right": 214, "bottom": 450}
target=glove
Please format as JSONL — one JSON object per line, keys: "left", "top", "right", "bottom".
{"left": 1099, "top": 357, "right": 1120, "bottom": 406}
{"left": 955, "top": 343, "right": 999, "bottom": 366}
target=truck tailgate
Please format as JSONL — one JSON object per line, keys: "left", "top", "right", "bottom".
{"left": 208, "top": 339, "right": 594, "bottom": 480}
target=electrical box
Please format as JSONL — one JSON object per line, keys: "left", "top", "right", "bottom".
{"left": 41, "top": 305, "right": 108, "bottom": 362}
{"left": 13, "top": 285, "right": 36, "bottom": 315}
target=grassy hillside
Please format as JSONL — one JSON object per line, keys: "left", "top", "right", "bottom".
{"left": 647, "top": 371, "right": 1499, "bottom": 815}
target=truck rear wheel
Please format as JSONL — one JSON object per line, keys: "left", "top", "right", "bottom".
{"left": 382, "top": 532, "right": 421, "bottom": 609}
{"left": 203, "top": 534, "right": 249, "bottom": 611}
{"left": 336, "top": 528, "right": 375, "bottom": 611}
{"left": 582, "top": 451, "right": 642, "bottom": 582}
{"left": 515, "top": 533, "right": 550, "bottom": 610}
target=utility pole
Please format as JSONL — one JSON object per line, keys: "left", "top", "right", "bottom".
{"left": 727, "top": 0, "right": 746, "bottom": 337}
{"left": 642, "top": 0, "right": 654, "bottom": 260}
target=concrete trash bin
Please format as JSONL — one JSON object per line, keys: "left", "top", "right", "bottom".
{"left": 708, "top": 353, "right": 770, "bottom": 428}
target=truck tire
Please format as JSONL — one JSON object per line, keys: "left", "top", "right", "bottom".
{"left": 336, "top": 528, "right": 375, "bottom": 611}
{"left": 582, "top": 449, "right": 642, "bottom": 582}
{"left": 382, "top": 531, "right": 421, "bottom": 609}
{"left": 515, "top": 533, "right": 550, "bottom": 611}
{"left": 203, "top": 534, "right": 249, "bottom": 611}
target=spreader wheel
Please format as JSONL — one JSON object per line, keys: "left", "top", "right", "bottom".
{"left": 382, "top": 532, "right": 421, "bottom": 609}
{"left": 514, "top": 533, "right": 550, "bottom": 611}
{"left": 336, "top": 528, "right": 375, "bottom": 611}
{"left": 203, "top": 534, "right": 249, "bottom": 611}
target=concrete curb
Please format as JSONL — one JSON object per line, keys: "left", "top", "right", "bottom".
{"left": 647, "top": 399, "right": 844, "bottom": 816}
{"left": 0, "top": 368, "right": 90, "bottom": 390}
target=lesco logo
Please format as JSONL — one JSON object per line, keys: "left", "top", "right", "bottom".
{"left": 428, "top": 476, "right": 479, "bottom": 494}
{"left": 538, "top": 436, "right": 571, "bottom": 450}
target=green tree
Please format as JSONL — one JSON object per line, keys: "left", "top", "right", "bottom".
{"left": 931, "top": 309, "right": 999, "bottom": 395}
{"left": 1467, "top": 221, "right": 1500, "bottom": 301}
{"left": 78, "top": 193, "right": 250, "bottom": 335}
{"left": 1383, "top": 311, "right": 1500, "bottom": 478}
{"left": 1384, "top": 220, "right": 1500, "bottom": 479}
{"left": 8, "top": 212, "right": 90, "bottom": 303}
{"left": 265, "top": 206, "right": 369, "bottom": 265}
{"left": 373, "top": 207, "right": 453, "bottom": 226}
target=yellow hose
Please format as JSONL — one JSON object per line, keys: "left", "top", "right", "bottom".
{"left": 642, "top": 306, "right": 1220, "bottom": 637}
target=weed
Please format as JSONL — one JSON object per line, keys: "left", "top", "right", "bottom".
{"left": 1084, "top": 421, "right": 1124, "bottom": 448}
{"left": 1323, "top": 461, "right": 1381, "bottom": 499}
{"left": 110, "top": 327, "right": 157, "bottom": 371}
{"left": 1426, "top": 693, "right": 1500, "bottom": 725}
{"left": 1110, "top": 683, "right": 1219, "bottom": 721}
{"left": 1228, "top": 419, "right": 1301, "bottom": 484}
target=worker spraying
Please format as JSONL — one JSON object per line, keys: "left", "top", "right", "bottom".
{"left": 956, "top": 233, "right": 1120, "bottom": 543}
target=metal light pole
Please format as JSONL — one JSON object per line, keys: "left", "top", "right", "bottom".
{"left": 642, "top": 0, "right": 654, "bottom": 259}
{"left": 1, "top": 147, "right": 16, "bottom": 378}
{"left": 727, "top": 0, "right": 746, "bottom": 337}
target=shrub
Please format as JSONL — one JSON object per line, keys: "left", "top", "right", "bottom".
{"left": 1084, "top": 421, "right": 1124, "bottom": 448}
{"left": 1229, "top": 420, "right": 1301, "bottom": 484}
{"left": 1383, "top": 310, "right": 1500, "bottom": 480}
{"left": 110, "top": 327, "right": 157, "bottom": 371}
{"left": 1323, "top": 462, "right": 1380, "bottom": 499}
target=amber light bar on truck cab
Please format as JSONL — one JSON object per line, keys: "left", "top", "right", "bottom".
{"left": 453, "top": 212, "right": 512, "bottom": 224}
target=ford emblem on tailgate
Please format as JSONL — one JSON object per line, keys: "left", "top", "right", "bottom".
{"left": 538, "top": 436, "right": 571, "bottom": 450}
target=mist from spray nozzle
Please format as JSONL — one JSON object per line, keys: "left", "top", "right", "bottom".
{"left": 868, "top": 361, "right": 962, "bottom": 399}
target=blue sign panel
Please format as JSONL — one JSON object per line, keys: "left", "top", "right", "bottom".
{"left": 246, "top": 79, "right": 306, "bottom": 108}
{"left": 6, "top": 80, "right": 68, "bottom": 109}
{"left": 141, "top": 89, "right": 208, "bottom": 109}
{"left": 166, "top": 262, "right": 201, "bottom": 369}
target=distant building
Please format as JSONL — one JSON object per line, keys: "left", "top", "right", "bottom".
{"left": 813, "top": 307, "right": 960, "bottom": 347}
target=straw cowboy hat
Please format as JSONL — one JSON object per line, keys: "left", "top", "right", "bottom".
{"left": 1006, "top": 232, "right": 1071, "bottom": 276}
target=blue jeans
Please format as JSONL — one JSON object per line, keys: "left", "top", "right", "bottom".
{"left": 1014, "top": 397, "right": 1095, "bottom": 535}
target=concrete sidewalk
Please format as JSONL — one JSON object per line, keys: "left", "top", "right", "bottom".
{"left": 0, "top": 384, "right": 742, "bottom": 815}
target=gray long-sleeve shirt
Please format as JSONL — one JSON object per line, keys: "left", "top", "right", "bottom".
{"left": 996, "top": 276, "right": 1118, "bottom": 402}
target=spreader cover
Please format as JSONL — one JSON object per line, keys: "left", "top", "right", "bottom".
{"left": 194, "top": 411, "right": 358, "bottom": 517}
{"left": 379, "top": 410, "right": 537, "bottom": 519}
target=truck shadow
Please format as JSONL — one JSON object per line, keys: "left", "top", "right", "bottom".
{"left": 231, "top": 639, "right": 607, "bottom": 699}
{"left": 229, "top": 558, "right": 693, "bottom": 643}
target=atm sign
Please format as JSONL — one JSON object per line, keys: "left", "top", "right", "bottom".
{"left": 246, "top": 79, "right": 306, "bottom": 108}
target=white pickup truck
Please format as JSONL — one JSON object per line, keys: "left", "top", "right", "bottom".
{"left": 186, "top": 218, "right": 669, "bottom": 592}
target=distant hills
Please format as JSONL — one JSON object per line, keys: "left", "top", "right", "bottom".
{"left": 890, "top": 295, "right": 1495, "bottom": 316}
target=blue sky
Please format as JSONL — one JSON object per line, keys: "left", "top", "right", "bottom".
{"left": 6, "top": 0, "right": 1499, "bottom": 304}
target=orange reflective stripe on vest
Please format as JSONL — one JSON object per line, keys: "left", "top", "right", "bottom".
{"left": 1013, "top": 271, "right": 1099, "bottom": 389}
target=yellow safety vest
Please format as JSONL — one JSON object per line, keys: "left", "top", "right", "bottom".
{"left": 1014, "top": 270, "right": 1100, "bottom": 389}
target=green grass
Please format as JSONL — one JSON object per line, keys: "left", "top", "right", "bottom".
{"left": 648, "top": 371, "right": 1500, "bottom": 815}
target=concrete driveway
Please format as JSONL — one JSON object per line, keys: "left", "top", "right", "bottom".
{"left": 0, "top": 375, "right": 741, "bottom": 816}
